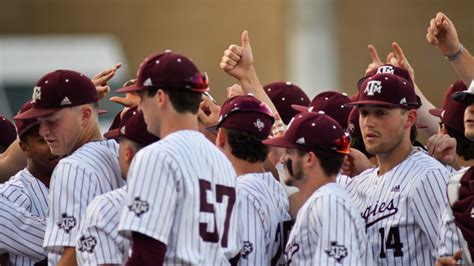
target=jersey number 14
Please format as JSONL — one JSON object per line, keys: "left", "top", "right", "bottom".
{"left": 379, "top": 226, "right": 404, "bottom": 258}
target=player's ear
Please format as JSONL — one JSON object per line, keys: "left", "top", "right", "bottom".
{"left": 79, "top": 105, "right": 93, "bottom": 127}
{"left": 156, "top": 89, "right": 168, "bottom": 110}
{"left": 305, "top": 151, "right": 319, "bottom": 169}
{"left": 124, "top": 145, "right": 135, "bottom": 163}
{"left": 216, "top": 128, "right": 227, "bottom": 148}
{"left": 18, "top": 140, "right": 31, "bottom": 156}
{"left": 405, "top": 109, "right": 417, "bottom": 129}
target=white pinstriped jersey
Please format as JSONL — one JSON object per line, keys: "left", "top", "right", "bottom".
{"left": 0, "top": 197, "right": 46, "bottom": 262}
{"left": 236, "top": 172, "right": 292, "bottom": 265}
{"left": 284, "top": 183, "right": 372, "bottom": 265}
{"left": 43, "top": 139, "right": 124, "bottom": 265}
{"left": 119, "top": 130, "right": 239, "bottom": 264}
{"left": 0, "top": 168, "right": 49, "bottom": 265}
{"left": 344, "top": 148, "right": 458, "bottom": 265}
{"left": 76, "top": 186, "right": 129, "bottom": 265}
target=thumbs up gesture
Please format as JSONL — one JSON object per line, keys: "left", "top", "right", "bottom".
{"left": 220, "top": 31, "right": 254, "bottom": 80}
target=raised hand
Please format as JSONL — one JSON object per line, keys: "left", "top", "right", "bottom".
{"left": 426, "top": 12, "right": 461, "bottom": 56}
{"left": 109, "top": 79, "right": 140, "bottom": 107}
{"left": 365, "top": 44, "right": 384, "bottom": 74}
{"left": 226, "top": 84, "right": 244, "bottom": 99}
{"left": 197, "top": 93, "right": 221, "bottom": 126}
{"left": 93, "top": 63, "right": 122, "bottom": 100}
{"left": 387, "top": 42, "right": 415, "bottom": 82}
{"left": 426, "top": 133, "right": 459, "bottom": 169}
{"left": 220, "top": 31, "right": 254, "bottom": 80}
{"left": 340, "top": 148, "right": 374, "bottom": 177}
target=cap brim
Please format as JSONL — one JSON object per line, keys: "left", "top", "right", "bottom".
{"left": 452, "top": 90, "right": 474, "bottom": 104}
{"left": 13, "top": 107, "right": 59, "bottom": 120}
{"left": 116, "top": 83, "right": 144, "bottom": 93}
{"left": 262, "top": 136, "right": 296, "bottom": 148}
{"left": 428, "top": 108, "right": 442, "bottom": 117}
{"left": 103, "top": 128, "right": 121, "bottom": 139}
{"left": 344, "top": 100, "right": 401, "bottom": 108}
{"left": 291, "top": 104, "right": 308, "bottom": 113}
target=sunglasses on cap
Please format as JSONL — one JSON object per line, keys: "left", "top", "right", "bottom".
{"left": 184, "top": 72, "right": 209, "bottom": 90}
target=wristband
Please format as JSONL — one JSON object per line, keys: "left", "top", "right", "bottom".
{"left": 445, "top": 44, "right": 464, "bottom": 61}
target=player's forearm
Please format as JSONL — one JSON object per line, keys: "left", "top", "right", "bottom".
{"left": 450, "top": 47, "right": 474, "bottom": 86}
{"left": 413, "top": 83, "right": 439, "bottom": 137}
{"left": 57, "top": 247, "right": 78, "bottom": 266}
{"left": 239, "top": 67, "right": 280, "bottom": 119}
{"left": 0, "top": 139, "right": 26, "bottom": 183}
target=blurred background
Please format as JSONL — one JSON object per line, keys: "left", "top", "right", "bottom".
{"left": 0, "top": 0, "right": 473, "bottom": 132}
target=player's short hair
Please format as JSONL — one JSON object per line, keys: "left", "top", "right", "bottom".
{"left": 146, "top": 88, "right": 201, "bottom": 114}
{"left": 410, "top": 124, "right": 417, "bottom": 144}
{"left": 0, "top": 144, "right": 7, "bottom": 153}
{"left": 297, "top": 149, "right": 345, "bottom": 176}
{"left": 445, "top": 124, "right": 474, "bottom": 160}
{"left": 225, "top": 128, "right": 269, "bottom": 163}
{"left": 119, "top": 136, "right": 145, "bottom": 154}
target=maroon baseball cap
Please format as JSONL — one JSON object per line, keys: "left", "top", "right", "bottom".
{"left": 14, "top": 100, "right": 39, "bottom": 139}
{"left": 357, "top": 64, "right": 414, "bottom": 90}
{"left": 208, "top": 95, "right": 275, "bottom": 139}
{"left": 0, "top": 115, "right": 17, "bottom": 147}
{"left": 347, "top": 108, "right": 361, "bottom": 138}
{"left": 263, "top": 112, "right": 350, "bottom": 154}
{"left": 429, "top": 80, "right": 467, "bottom": 134}
{"left": 292, "top": 91, "right": 352, "bottom": 129}
{"left": 263, "top": 81, "right": 310, "bottom": 125}
{"left": 347, "top": 73, "right": 421, "bottom": 109}
{"left": 14, "top": 70, "right": 98, "bottom": 120}
{"left": 117, "top": 51, "right": 208, "bottom": 93}
{"left": 452, "top": 167, "right": 474, "bottom": 258}
{"left": 453, "top": 81, "right": 474, "bottom": 105}
{"left": 104, "top": 106, "right": 159, "bottom": 146}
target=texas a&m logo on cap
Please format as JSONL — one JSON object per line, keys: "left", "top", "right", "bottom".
{"left": 376, "top": 65, "right": 395, "bottom": 75}
{"left": 32, "top": 86, "right": 42, "bottom": 103}
{"left": 364, "top": 80, "right": 382, "bottom": 96}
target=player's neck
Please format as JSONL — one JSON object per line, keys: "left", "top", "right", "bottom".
{"left": 71, "top": 121, "right": 103, "bottom": 154}
{"left": 159, "top": 113, "right": 199, "bottom": 138}
{"left": 27, "top": 161, "right": 51, "bottom": 188}
{"left": 299, "top": 173, "right": 336, "bottom": 201}
{"left": 231, "top": 157, "right": 265, "bottom": 176}
{"left": 458, "top": 156, "right": 474, "bottom": 168}
{"left": 376, "top": 140, "right": 413, "bottom": 176}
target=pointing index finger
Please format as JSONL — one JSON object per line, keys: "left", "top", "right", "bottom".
{"left": 368, "top": 44, "right": 383, "bottom": 65}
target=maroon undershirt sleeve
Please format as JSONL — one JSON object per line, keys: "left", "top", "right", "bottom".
{"left": 126, "top": 232, "right": 167, "bottom": 266}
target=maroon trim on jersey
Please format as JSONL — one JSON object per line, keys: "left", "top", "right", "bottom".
{"left": 126, "top": 232, "right": 167, "bottom": 266}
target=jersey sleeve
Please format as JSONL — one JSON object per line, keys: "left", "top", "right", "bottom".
{"left": 118, "top": 149, "right": 179, "bottom": 244}
{"left": 437, "top": 206, "right": 463, "bottom": 258}
{"left": 311, "top": 194, "right": 366, "bottom": 265}
{"left": 76, "top": 197, "right": 125, "bottom": 265}
{"left": 0, "top": 198, "right": 46, "bottom": 261}
{"left": 237, "top": 192, "right": 269, "bottom": 265}
{"left": 43, "top": 162, "right": 99, "bottom": 252}
{"left": 409, "top": 168, "right": 452, "bottom": 260}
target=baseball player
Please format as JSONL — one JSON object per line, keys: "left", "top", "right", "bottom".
{"left": 0, "top": 197, "right": 47, "bottom": 263}
{"left": 117, "top": 51, "right": 239, "bottom": 265}
{"left": 263, "top": 112, "right": 372, "bottom": 265}
{"left": 76, "top": 106, "right": 159, "bottom": 265}
{"left": 209, "top": 95, "right": 292, "bottom": 265}
{"left": 0, "top": 100, "right": 57, "bottom": 265}
{"left": 14, "top": 70, "right": 124, "bottom": 265}
{"left": 344, "top": 72, "right": 457, "bottom": 265}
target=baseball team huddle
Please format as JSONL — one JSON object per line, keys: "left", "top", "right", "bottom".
{"left": 0, "top": 11, "right": 474, "bottom": 266}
